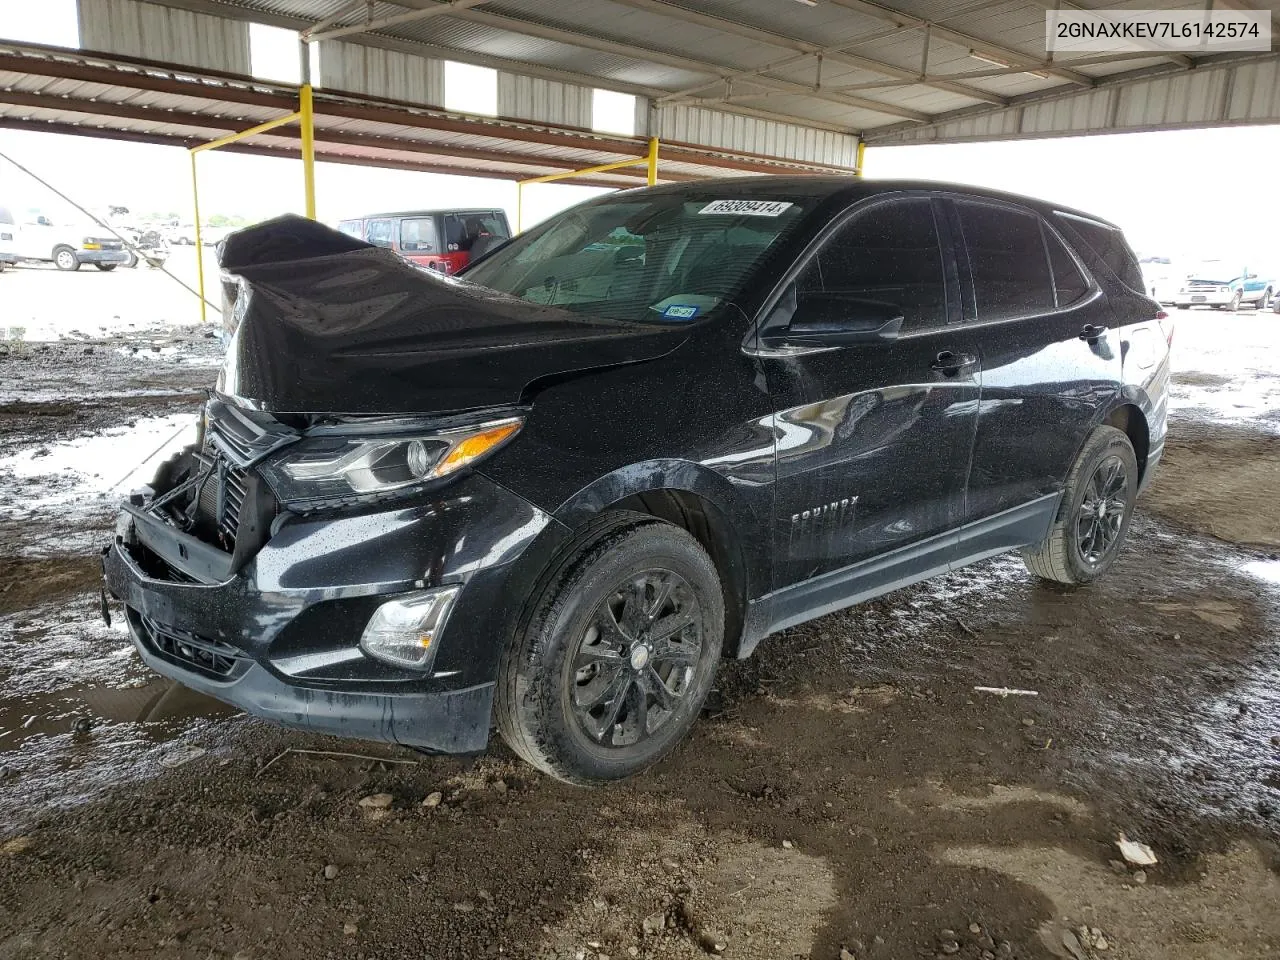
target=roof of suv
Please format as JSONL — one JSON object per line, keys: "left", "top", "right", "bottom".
{"left": 621, "top": 176, "right": 1122, "bottom": 230}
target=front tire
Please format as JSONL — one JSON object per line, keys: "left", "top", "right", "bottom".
{"left": 497, "top": 515, "right": 724, "bottom": 785}
{"left": 94, "top": 263, "right": 117, "bottom": 272}
{"left": 1021, "top": 426, "right": 1139, "bottom": 586}
{"left": 53, "top": 246, "right": 80, "bottom": 271}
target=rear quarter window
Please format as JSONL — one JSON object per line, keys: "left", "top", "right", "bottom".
{"left": 1054, "top": 213, "right": 1145, "bottom": 294}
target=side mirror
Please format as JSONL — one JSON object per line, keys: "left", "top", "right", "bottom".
{"left": 1245, "top": 272, "right": 1257, "bottom": 280}
{"left": 765, "top": 292, "right": 904, "bottom": 347}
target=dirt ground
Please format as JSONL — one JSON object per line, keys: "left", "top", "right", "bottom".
{"left": 1, "top": 296, "right": 1278, "bottom": 960}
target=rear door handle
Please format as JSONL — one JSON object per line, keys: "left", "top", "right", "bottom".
{"left": 1079, "top": 324, "right": 1108, "bottom": 342}
{"left": 931, "top": 350, "right": 977, "bottom": 375}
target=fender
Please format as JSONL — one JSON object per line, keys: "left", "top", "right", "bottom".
{"left": 548, "top": 458, "right": 773, "bottom": 658}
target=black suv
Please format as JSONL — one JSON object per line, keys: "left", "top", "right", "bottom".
{"left": 103, "top": 178, "right": 1170, "bottom": 783}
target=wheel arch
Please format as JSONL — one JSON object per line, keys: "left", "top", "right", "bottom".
{"left": 1101, "top": 402, "right": 1150, "bottom": 481}
{"left": 553, "top": 460, "right": 764, "bottom": 658}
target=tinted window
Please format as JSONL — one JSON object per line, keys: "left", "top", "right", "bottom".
{"left": 1056, "top": 213, "right": 1144, "bottom": 293}
{"left": 798, "top": 198, "right": 946, "bottom": 332}
{"left": 957, "top": 201, "right": 1054, "bottom": 321}
{"left": 400, "top": 217, "right": 439, "bottom": 253}
{"left": 1043, "top": 225, "right": 1090, "bottom": 308}
{"left": 464, "top": 194, "right": 812, "bottom": 323}
{"left": 365, "top": 219, "right": 394, "bottom": 247}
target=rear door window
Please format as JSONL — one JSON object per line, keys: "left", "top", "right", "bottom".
{"left": 798, "top": 197, "right": 948, "bottom": 333}
{"left": 365, "top": 219, "right": 394, "bottom": 247}
{"left": 956, "top": 200, "right": 1054, "bottom": 322}
{"left": 399, "top": 217, "right": 440, "bottom": 253}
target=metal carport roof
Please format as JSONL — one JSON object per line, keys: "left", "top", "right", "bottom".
{"left": 1, "top": 0, "right": 1278, "bottom": 178}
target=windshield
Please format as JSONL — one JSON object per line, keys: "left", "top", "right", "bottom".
{"left": 463, "top": 194, "right": 811, "bottom": 322}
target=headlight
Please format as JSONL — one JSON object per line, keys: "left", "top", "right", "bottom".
{"left": 360, "top": 587, "right": 459, "bottom": 670}
{"left": 1219, "top": 286, "right": 1230, "bottom": 294}
{"left": 259, "top": 416, "right": 522, "bottom": 507}
{"left": 82, "top": 239, "right": 102, "bottom": 250}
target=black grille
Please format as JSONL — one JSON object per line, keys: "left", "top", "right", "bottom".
{"left": 195, "top": 452, "right": 247, "bottom": 550}
{"left": 135, "top": 612, "right": 248, "bottom": 680}
{"left": 220, "top": 464, "right": 247, "bottom": 544}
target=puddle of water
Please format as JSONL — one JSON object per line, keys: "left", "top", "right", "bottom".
{"left": 0, "top": 679, "right": 235, "bottom": 751}
{"left": 0, "top": 413, "right": 197, "bottom": 519}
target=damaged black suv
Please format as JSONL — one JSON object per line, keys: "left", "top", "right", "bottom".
{"left": 103, "top": 178, "right": 1170, "bottom": 783}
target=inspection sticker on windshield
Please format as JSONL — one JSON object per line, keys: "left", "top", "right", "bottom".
{"left": 662, "top": 304, "right": 700, "bottom": 320}
{"left": 698, "top": 199, "right": 793, "bottom": 217}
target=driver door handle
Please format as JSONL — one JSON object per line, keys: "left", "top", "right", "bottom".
{"left": 1079, "top": 324, "right": 1108, "bottom": 342}
{"left": 930, "top": 350, "right": 977, "bottom": 375}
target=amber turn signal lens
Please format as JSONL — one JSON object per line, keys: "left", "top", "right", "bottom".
{"left": 435, "top": 420, "right": 521, "bottom": 477}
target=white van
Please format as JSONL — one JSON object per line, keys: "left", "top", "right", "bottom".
{"left": 13, "top": 212, "right": 130, "bottom": 271}
{"left": 0, "top": 206, "right": 17, "bottom": 271}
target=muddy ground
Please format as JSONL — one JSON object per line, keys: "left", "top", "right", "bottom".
{"left": 1, "top": 299, "right": 1278, "bottom": 960}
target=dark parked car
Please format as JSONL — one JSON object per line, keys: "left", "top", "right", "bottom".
{"left": 337, "top": 207, "right": 510, "bottom": 274}
{"left": 103, "top": 178, "right": 1170, "bottom": 783}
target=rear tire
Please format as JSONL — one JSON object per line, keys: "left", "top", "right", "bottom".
{"left": 1021, "top": 426, "right": 1139, "bottom": 586}
{"left": 94, "top": 263, "right": 117, "bottom": 272}
{"left": 53, "top": 246, "right": 79, "bottom": 271}
{"left": 496, "top": 514, "right": 724, "bottom": 785}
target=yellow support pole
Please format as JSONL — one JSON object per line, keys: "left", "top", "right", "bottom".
{"left": 190, "top": 151, "right": 207, "bottom": 326}
{"left": 855, "top": 141, "right": 866, "bottom": 176}
{"left": 646, "top": 136, "right": 659, "bottom": 186}
{"left": 299, "top": 83, "right": 317, "bottom": 219}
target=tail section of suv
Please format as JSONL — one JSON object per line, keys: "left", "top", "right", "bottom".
{"left": 103, "top": 179, "right": 1168, "bottom": 783}
{"left": 337, "top": 208, "right": 510, "bottom": 274}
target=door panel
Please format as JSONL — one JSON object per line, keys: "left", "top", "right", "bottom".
{"left": 759, "top": 196, "right": 980, "bottom": 589}
{"left": 949, "top": 199, "right": 1122, "bottom": 524}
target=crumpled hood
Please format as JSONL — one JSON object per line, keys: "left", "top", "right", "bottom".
{"left": 215, "top": 215, "right": 690, "bottom": 414}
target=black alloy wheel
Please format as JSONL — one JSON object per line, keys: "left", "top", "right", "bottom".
{"left": 496, "top": 514, "right": 724, "bottom": 784}
{"left": 1074, "top": 455, "right": 1129, "bottom": 568}
{"left": 569, "top": 569, "right": 703, "bottom": 748}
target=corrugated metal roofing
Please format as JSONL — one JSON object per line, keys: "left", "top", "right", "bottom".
{"left": 0, "top": 40, "right": 860, "bottom": 185}
{"left": 5, "top": 0, "right": 1279, "bottom": 166}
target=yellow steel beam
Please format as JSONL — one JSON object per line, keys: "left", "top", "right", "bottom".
{"left": 191, "top": 111, "right": 302, "bottom": 154}
{"left": 518, "top": 156, "right": 648, "bottom": 186}
{"left": 190, "top": 151, "right": 207, "bottom": 326}
{"left": 299, "top": 85, "right": 317, "bottom": 219}
{"left": 646, "top": 137, "right": 659, "bottom": 186}
{"left": 855, "top": 141, "right": 866, "bottom": 176}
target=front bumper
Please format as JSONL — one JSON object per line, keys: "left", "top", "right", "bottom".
{"left": 78, "top": 248, "right": 129, "bottom": 265}
{"left": 102, "top": 473, "right": 558, "bottom": 753}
